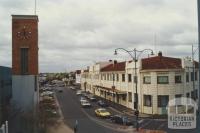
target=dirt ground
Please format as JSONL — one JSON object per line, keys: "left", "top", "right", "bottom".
{"left": 47, "top": 120, "right": 73, "bottom": 133}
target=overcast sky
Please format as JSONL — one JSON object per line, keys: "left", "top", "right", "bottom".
{"left": 0, "top": 0, "right": 199, "bottom": 72}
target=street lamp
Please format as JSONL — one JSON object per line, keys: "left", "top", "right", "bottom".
{"left": 114, "top": 48, "right": 154, "bottom": 131}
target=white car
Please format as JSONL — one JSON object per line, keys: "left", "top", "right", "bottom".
{"left": 80, "top": 97, "right": 87, "bottom": 102}
{"left": 76, "top": 90, "right": 83, "bottom": 95}
{"left": 40, "top": 91, "right": 54, "bottom": 97}
{"left": 81, "top": 100, "right": 91, "bottom": 107}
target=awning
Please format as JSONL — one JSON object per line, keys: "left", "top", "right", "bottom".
{"left": 94, "top": 85, "right": 127, "bottom": 95}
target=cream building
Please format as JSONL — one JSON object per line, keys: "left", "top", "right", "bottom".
{"left": 81, "top": 52, "right": 199, "bottom": 115}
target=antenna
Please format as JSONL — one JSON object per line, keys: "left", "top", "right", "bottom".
{"left": 34, "top": 0, "right": 37, "bottom": 15}
{"left": 154, "top": 33, "right": 157, "bottom": 54}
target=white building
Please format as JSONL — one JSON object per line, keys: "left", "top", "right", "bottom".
{"left": 75, "top": 70, "right": 81, "bottom": 84}
{"left": 81, "top": 52, "right": 199, "bottom": 115}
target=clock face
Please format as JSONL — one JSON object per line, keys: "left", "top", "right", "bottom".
{"left": 17, "top": 26, "right": 32, "bottom": 40}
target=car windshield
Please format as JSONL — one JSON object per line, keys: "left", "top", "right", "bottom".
{"left": 99, "top": 109, "right": 108, "bottom": 113}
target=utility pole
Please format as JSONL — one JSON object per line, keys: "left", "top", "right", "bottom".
{"left": 197, "top": 0, "right": 200, "bottom": 131}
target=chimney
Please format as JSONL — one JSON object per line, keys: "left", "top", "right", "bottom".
{"left": 109, "top": 60, "right": 112, "bottom": 62}
{"left": 158, "top": 51, "right": 162, "bottom": 57}
{"left": 114, "top": 60, "right": 117, "bottom": 64}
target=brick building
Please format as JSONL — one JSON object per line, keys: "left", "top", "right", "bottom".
{"left": 11, "top": 15, "right": 39, "bottom": 111}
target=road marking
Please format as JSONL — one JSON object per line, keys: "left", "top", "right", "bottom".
{"left": 138, "top": 119, "right": 144, "bottom": 124}
{"left": 139, "top": 120, "right": 152, "bottom": 129}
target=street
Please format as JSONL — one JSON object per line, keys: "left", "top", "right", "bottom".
{"left": 56, "top": 86, "right": 134, "bottom": 133}
{"left": 55, "top": 86, "right": 198, "bottom": 133}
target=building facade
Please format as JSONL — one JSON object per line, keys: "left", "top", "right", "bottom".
{"left": 0, "top": 66, "right": 12, "bottom": 125}
{"left": 81, "top": 52, "right": 199, "bottom": 115}
{"left": 75, "top": 70, "right": 81, "bottom": 84}
{"left": 12, "top": 15, "right": 39, "bottom": 111}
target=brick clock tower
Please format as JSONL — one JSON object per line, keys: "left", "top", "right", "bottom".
{"left": 12, "top": 15, "right": 39, "bottom": 111}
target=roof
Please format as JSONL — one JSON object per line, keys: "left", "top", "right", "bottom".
{"left": 141, "top": 56, "right": 182, "bottom": 70}
{"left": 83, "top": 69, "right": 89, "bottom": 73}
{"left": 12, "top": 15, "right": 38, "bottom": 21}
{"left": 100, "top": 62, "right": 125, "bottom": 72}
{"left": 76, "top": 70, "right": 81, "bottom": 74}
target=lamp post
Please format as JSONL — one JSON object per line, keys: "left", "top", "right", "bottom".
{"left": 114, "top": 48, "right": 154, "bottom": 131}
{"left": 192, "top": 45, "right": 198, "bottom": 100}
{"left": 197, "top": 0, "right": 200, "bottom": 131}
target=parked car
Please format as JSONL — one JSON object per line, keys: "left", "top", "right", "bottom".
{"left": 80, "top": 96, "right": 87, "bottom": 102}
{"left": 76, "top": 90, "right": 83, "bottom": 95}
{"left": 95, "top": 108, "right": 111, "bottom": 118}
{"left": 58, "top": 88, "right": 63, "bottom": 92}
{"left": 40, "top": 91, "right": 54, "bottom": 97}
{"left": 45, "top": 109, "right": 57, "bottom": 117}
{"left": 97, "top": 100, "right": 108, "bottom": 107}
{"left": 40, "top": 98, "right": 55, "bottom": 104}
{"left": 70, "top": 86, "right": 76, "bottom": 90}
{"left": 80, "top": 100, "right": 91, "bottom": 108}
{"left": 110, "top": 115, "right": 133, "bottom": 126}
{"left": 88, "top": 94, "right": 96, "bottom": 101}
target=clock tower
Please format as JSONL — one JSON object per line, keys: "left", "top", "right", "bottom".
{"left": 12, "top": 15, "right": 39, "bottom": 111}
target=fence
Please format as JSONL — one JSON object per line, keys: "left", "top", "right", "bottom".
{"left": 0, "top": 121, "right": 8, "bottom": 133}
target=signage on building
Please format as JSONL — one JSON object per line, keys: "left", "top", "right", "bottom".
{"left": 167, "top": 97, "right": 197, "bottom": 129}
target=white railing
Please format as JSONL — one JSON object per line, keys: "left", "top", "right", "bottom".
{"left": 0, "top": 121, "right": 8, "bottom": 133}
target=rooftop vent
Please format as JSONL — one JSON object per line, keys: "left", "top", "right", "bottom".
{"left": 158, "top": 51, "right": 162, "bottom": 57}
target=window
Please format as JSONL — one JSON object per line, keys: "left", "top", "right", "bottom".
{"left": 158, "top": 95, "right": 169, "bottom": 107}
{"left": 128, "top": 74, "right": 132, "bottom": 82}
{"left": 143, "top": 95, "right": 152, "bottom": 107}
{"left": 186, "top": 93, "right": 190, "bottom": 98}
{"left": 116, "top": 74, "right": 119, "bottom": 81}
{"left": 157, "top": 76, "right": 168, "bottom": 84}
{"left": 134, "top": 76, "right": 137, "bottom": 83}
{"left": 128, "top": 92, "right": 132, "bottom": 102}
{"left": 195, "top": 71, "right": 197, "bottom": 81}
{"left": 143, "top": 76, "right": 151, "bottom": 84}
{"left": 191, "top": 72, "right": 194, "bottom": 81}
{"left": 175, "top": 75, "right": 181, "bottom": 83}
{"left": 122, "top": 74, "right": 125, "bottom": 82}
{"left": 122, "top": 95, "right": 126, "bottom": 101}
{"left": 107, "top": 74, "right": 109, "bottom": 80}
{"left": 21, "top": 48, "right": 28, "bottom": 74}
{"left": 186, "top": 72, "right": 189, "bottom": 82}
{"left": 191, "top": 90, "right": 198, "bottom": 100}
{"left": 113, "top": 74, "right": 115, "bottom": 81}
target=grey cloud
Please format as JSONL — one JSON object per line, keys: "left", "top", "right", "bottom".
{"left": 0, "top": 0, "right": 198, "bottom": 72}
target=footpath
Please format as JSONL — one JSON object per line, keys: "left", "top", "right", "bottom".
{"left": 47, "top": 91, "right": 73, "bottom": 133}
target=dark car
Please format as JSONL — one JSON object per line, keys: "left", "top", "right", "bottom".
{"left": 97, "top": 100, "right": 108, "bottom": 107}
{"left": 88, "top": 94, "right": 97, "bottom": 102}
{"left": 110, "top": 115, "right": 133, "bottom": 126}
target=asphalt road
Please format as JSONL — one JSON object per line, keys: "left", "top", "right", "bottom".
{"left": 55, "top": 86, "right": 198, "bottom": 133}
{"left": 56, "top": 86, "right": 131, "bottom": 133}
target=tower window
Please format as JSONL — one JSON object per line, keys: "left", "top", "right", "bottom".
{"left": 21, "top": 48, "right": 28, "bottom": 74}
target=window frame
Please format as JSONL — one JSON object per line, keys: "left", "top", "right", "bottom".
{"left": 158, "top": 95, "right": 169, "bottom": 107}
{"left": 143, "top": 95, "right": 152, "bottom": 107}
{"left": 122, "top": 74, "right": 125, "bottom": 82}
{"left": 157, "top": 76, "right": 169, "bottom": 84}
{"left": 175, "top": 75, "right": 182, "bottom": 83}
{"left": 143, "top": 76, "right": 151, "bottom": 84}
{"left": 128, "top": 74, "right": 132, "bottom": 82}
